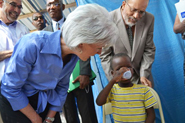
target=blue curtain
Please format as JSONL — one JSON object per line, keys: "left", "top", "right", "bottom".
{"left": 76, "top": 0, "right": 185, "bottom": 123}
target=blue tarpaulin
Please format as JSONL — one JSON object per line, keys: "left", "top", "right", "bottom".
{"left": 76, "top": 0, "right": 185, "bottom": 123}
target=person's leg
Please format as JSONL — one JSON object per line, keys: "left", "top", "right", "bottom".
{"left": 76, "top": 85, "right": 98, "bottom": 123}
{"left": 63, "top": 92, "right": 79, "bottom": 123}
{"left": 0, "top": 90, "right": 31, "bottom": 123}
{"left": 0, "top": 112, "right": 2, "bottom": 123}
{"left": 53, "top": 112, "right": 62, "bottom": 123}
{"left": 0, "top": 90, "right": 62, "bottom": 123}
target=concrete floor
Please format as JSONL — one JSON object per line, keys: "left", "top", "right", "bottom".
{"left": 0, "top": 112, "right": 71, "bottom": 123}
{"left": 0, "top": 113, "right": 2, "bottom": 123}
{"left": 60, "top": 112, "right": 82, "bottom": 123}
{"left": 60, "top": 112, "right": 67, "bottom": 123}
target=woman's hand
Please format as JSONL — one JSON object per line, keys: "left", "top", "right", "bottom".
{"left": 20, "top": 104, "right": 42, "bottom": 123}
{"left": 31, "top": 113, "right": 42, "bottom": 123}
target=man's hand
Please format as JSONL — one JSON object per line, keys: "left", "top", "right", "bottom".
{"left": 140, "top": 77, "right": 152, "bottom": 87}
{"left": 73, "top": 75, "right": 90, "bottom": 89}
{"left": 0, "top": 50, "right": 13, "bottom": 61}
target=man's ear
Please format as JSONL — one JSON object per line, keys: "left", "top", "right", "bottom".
{"left": 130, "top": 67, "right": 134, "bottom": 75}
{"left": 121, "top": 1, "right": 126, "bottom": 10}
{"left": 77, "top": 43, "right": 83, "bottom": 53}
{"left": 111, "top": 70, "right": 114, "bottom": 76}
{"left": 62, "top": 4, "right": 65, "bottom": 10}
{"left": 78, "top": 43, "right": 83, "bottom": 49}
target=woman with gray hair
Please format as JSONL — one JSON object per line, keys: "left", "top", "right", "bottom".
{"left": 0, "top": 4, "right": 118, "bottom": 123}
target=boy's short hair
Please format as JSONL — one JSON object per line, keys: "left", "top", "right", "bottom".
{"left": 110, "top": 53, "right": 131, "bottom": 70}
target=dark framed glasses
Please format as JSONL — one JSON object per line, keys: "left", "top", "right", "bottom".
{"left": 6, "top": 1, "right": 23, "bottom": 9}
{"left": 47, "top": 3, "right": 60, "bottom": 7}
{"left": 125, "top": 1, "right": 145, "bottom": 17}
{"left": 33, "top": 16, "right": 44, "bottom": 21}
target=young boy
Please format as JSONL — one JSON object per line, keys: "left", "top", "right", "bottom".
{"left": 96, "top": 53, "right": 157, "bottom": 123}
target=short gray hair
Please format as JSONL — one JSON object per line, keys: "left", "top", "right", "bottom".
{"left": 62, "top": 4, "right": 118, "bottom": 50}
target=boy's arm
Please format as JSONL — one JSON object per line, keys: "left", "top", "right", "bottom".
{"left": 96, "top": 67, "right": 129, "bottom": 106}
{"left": 96, "top": 79, "right": 116, "bottom": 106}
{"left": 145, "top": 107, "right": 155, "bottom": 123}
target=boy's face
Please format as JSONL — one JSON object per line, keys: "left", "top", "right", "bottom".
{"left": 111, "top": 56, "right": 133, "bottom": 83}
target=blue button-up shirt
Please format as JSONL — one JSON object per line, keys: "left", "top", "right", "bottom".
{"left": 1, "top": 30, "right": 78, "bottom": 113}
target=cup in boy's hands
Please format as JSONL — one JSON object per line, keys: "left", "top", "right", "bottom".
{"left": 122, "top": 70, "right": 132, "bottom": 79}
{"left": 113, "top": 67, "right": 132, "bottom": 82}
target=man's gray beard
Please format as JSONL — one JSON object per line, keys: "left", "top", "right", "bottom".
{"left": 123, "top": 14, "right": 136, "bottom": 27}
{"left": 2, "top": 5, "right": 17, "bottom": 22}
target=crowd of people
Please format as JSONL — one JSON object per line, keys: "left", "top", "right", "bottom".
{"left": 0, "top": 0, "right": 184, "bottom": 122}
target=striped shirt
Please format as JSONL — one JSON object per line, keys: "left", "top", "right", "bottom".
{"left": 107, "top": 84, "right": 157, "bottom": 123}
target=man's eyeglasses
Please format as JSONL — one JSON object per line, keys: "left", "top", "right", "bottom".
{"left": 126, "top": 1, "right": 145, "bottom": 17}
{"left": 5, "top": 1, "right": 23, "bottom": 9}
{"left": 47, "top": 3, "right": 60, "bottom": 7}
{"left": 33, "top": 16, "right": 44, "bottom": 21}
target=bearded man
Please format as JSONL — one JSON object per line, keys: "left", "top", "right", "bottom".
{"left": 100, "top": 0, "right": 156, "bottom": 87}
{"left": 0, "top": 0, "right": 29, "bottom": 81}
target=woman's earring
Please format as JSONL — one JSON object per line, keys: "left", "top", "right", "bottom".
{"left": 79, "top": 50, "right": 83, "bottom": 54}
{"left": 78, "top": 44, "right": 83, "bottom": 54}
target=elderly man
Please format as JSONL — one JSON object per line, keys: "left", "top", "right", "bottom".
{"left": 0, "top": 0, "right": 29, "bottom": 81}
{"left": 100, "top": 0, "right": 156, "bottom": 87}
{"left": 32, "top": 12, "right": 46, "bottom": 31}
{"left": 43, "top": 0, "right": 98, "bottom": 123}
{"left": 43, "top": 0, "right": 65, "bottom": 31}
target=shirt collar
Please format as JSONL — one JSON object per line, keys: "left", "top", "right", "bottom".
{"left": 0, "top": 20, "right": 17, "bottom": 26}
{"left": 40, "top": 30, "right": 62, "bottom": 57}
{"left": 52, "top": 16, "right": 65, "bottom": 26}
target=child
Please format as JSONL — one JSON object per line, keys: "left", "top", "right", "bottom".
{"left": 96, "top": 53, "right": 157, "bottom": 123}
